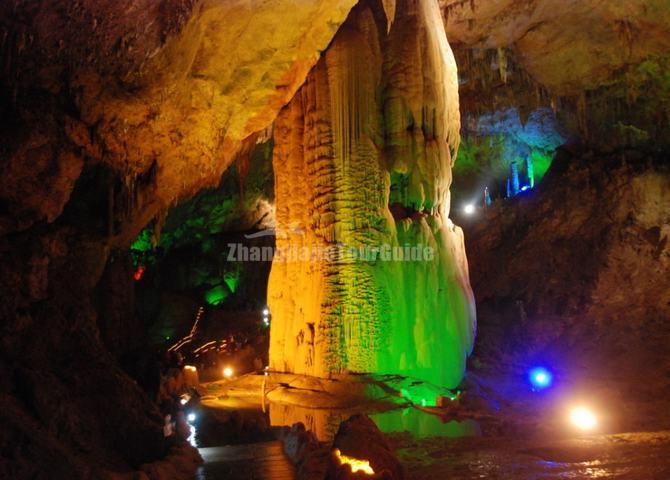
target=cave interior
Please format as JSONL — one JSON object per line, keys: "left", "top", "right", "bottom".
{"left": 1, "top": 0, "right": 669, "bottom": 479}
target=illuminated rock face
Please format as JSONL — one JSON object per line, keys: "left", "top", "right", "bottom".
{"left": 268, "top": 0, "right": 475, "bottom": 388}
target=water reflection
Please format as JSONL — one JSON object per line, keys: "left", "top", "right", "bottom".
{"left": 371, "top": 408, "right": 481, "bottom": 438}
{"left": 268, "top": 403, "right": 480, "bottom": 441}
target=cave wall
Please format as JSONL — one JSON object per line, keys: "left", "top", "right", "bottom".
{"left": 268, "top": 0, "right": 476, "bottom": 389}
{"left": 0, "top": 0, "right": 360, "bottom": 476}
{"left": 465, "top": 149, "right": 670, "bottom": 408}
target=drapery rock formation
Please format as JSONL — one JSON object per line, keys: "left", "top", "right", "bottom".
{"left": 268, "top": 0, "right": 476, "bottom": 389}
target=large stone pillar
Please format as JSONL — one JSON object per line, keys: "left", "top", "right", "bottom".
{"left": 268, "top": 0, "right": 475, "bottom": 388}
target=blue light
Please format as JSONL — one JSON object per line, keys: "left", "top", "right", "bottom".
{"left": 520, "top": 185, "right": 530, "bottom": 192}
{"left": 529, "top": 367, "right": 553, "bottom": 390}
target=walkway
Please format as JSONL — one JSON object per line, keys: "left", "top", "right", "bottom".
{"left": 197, "top": 441, "right": 296, "bottom": 480}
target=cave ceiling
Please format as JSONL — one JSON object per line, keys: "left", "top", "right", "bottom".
{"left": 1, "top": 0, "right": 668, "bottom": 244}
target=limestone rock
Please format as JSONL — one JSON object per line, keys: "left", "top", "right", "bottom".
{"left": 441, "top": 0, "right": 670, "bottom": 95}
{"left": 328, "top": 414, "right": 404, "bottom": 480}
{"left": 268, "top": 0, "right": 476, "bottom": 388}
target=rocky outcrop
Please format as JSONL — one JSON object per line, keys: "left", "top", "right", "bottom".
{"left": 0, "top": 0, "right": 358, "bottom": 240}
{"left": 281, "top": 415, "right": 403, "bottom": 480}
{"left": 268, "top": 0, "right": 476, "bottom": 388}
{"left": 329, "top": 415, "right": 404, "bottom": 480}
{"left": 441, "top": 0, "right": 670, "bottom": 95}
{"left": 442, "top": 1, "right": 670, "bottom": 198}
{"left": 465, "top": 148, "right": 670, "bottom": 399}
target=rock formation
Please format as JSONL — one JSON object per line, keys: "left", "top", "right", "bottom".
{"left": 0, "top": 1, "right": 359, "bottom": 476}
{"left": 268, "top": 0, "right": 476, "bottom": 389}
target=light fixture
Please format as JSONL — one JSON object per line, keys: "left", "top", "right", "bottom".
{"left": 223, "top": 367, "right": 233, "bottom": 378}
{"left": 463, "top": 204, "right": 475, "bottom": 215}
{"left": 262, "top": 308, "right": 270, "bottom": 316}
{"left": 528, "top": 367, "right": 553, "bottom": 390}
{"left": 570, "top": 406, "right": 597, "bottom": 431}
{"left": 187, "top": 412, "right": 197, "bottom": 423}
{"left": 333, "top": 449, "right": 374, "bottom": 475}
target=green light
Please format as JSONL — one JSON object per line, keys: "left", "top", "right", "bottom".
{"left": 371, "top": 409, "right": 481, "bottom": 438}
{"left": 204, "top": 285, "right": 230, "bottom": 306}
{"left": 223, "top": 272, "right": 240, "bottom": 293}
{"left": 530, "top": 150, "right": 553, "bottom": 183}
{"left": 130, "top": 228, "right": 154, "bottom": 252}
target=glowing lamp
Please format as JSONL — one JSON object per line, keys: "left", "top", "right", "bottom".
{"left": 463, "top": 204, "right": 475, "bottom": 215}
{"left": 262, "top": 308, "right": 270, "bottom": 316}
{"left": 223, "top": 367, "right": 233, "bottom": 378}
{"left": 133, "top": 265, "right": 146, "bottom": 281}
{"left": 570, "top": 407, "right": 597, "bottom": 431}
{"left": 333, "top": 449, "right": 374, "bottom": 475}
{"left": 528, "top": 367, "right": 553, "bottom": 390}
{"left": 187, "top": 413, "right": 197, "bottom": 423}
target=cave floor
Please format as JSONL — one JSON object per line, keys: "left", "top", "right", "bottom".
{"left": 194, "top": 365, "right": 670, "bottom": 479}
{"left": 197, "top": 441, "right": 295, "bottom": 480}
{"left": 393, "top": 430, "right": 670, "bottom": 479}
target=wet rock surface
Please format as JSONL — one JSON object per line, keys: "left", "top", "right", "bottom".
{"left": 329, "top": 415, "right": 404, "bottom": 480}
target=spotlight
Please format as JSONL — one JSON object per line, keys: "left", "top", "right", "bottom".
{"left": 262, "top": 308, "right": 270, "bottom": 316}
{"left": 223, "top": 367, "right": 233, "bottom": 378}
{"left": 463, "top": 204, "right": 475, "bottom": 215}
{"left": 187, "top": 412, "right": 197, "bottom": 423}
{"left": 570, "top": 407, "right": 597, "bottom": 431}
{"left": 528, "top": 367, "right": 553, "bottom": 390}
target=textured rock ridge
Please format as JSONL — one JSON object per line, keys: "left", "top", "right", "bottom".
{"left": 268, "top": 0, "right": 475, "bottom": 388}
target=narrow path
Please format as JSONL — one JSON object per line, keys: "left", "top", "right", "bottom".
{"left": 197, "top": 441, "right": 296, "bottom": 480}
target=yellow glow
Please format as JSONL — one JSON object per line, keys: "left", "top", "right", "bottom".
{"left": 184, "top": 365, "right": 197, "bottom": 372}
{"left": 570, "top": 406, "right": 598, "bottom": 431}
{"left": 333, "top": 449, "right": 375, "bottom": 475}
{"left": 223, "top": 367, "right": 234, "bottom": 378}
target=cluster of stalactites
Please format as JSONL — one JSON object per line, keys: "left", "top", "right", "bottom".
{"left": 268, "top": 0, "right": 475, "bottom": 389}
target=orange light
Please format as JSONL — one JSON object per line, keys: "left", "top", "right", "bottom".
{"left": 223, "top": 367, "right": 233, "bottom": 378}
{"left": 333, "top": 449, "right": 374, "bottom": 475}
{"left": 133, "top": 265, "right": 146, "bottom": 281}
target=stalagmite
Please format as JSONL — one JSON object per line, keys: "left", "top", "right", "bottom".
{"left": 267, "top": 0, "right": 476, "bottom": 389}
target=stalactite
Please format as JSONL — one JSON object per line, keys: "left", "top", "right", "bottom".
{"left": 382, "top": 0, "right": 396, "bottom": 32}
{"left": 497, "top": 47, "right": 508, "bottom": 84}
{"left": 577, "top": 91, "right": 589, "bottom": 140}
